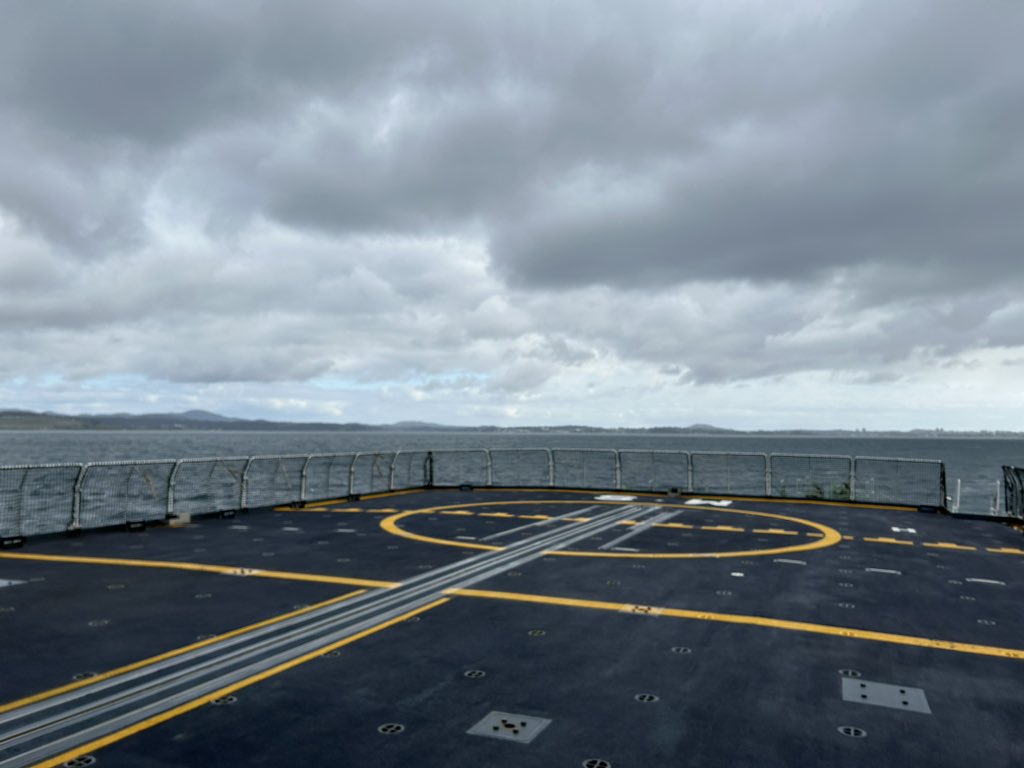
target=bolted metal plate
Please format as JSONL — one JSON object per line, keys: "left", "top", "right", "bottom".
{"left": 841, "top": 677, "right": 931, "bottom": 714}
{"left": 467, "top": 711, "right": 552, "bottom": 744}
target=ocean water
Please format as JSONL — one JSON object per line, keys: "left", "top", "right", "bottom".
{"left": 1, "top": 430, "right": 1022, "bottom": 515}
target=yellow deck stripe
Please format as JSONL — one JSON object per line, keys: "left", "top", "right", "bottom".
{"left": 863, "top": 537, "right": 914, "bottom": 546}
{"left": 0, "top": 590, "right": 366, "bottom": 715}
{"left": 382, "top": 501, "right": 842, "bottom": 559}
{"left": 923, "top": 542, "right": 977, "bottom": 551}
{"left": 0, "top": 552, "right": 397, "bottom": 589}
{"left": 34, "top": 598, "right": 450, "bottom": 768}
{"left": 448, "top": 588, "right": 1024, "bottom": 661}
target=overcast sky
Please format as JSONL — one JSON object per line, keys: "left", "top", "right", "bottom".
{"left": 2, "top": 1, "right": 1023, "bottom": 429}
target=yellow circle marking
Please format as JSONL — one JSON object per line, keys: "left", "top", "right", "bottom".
{"left": 379, "top": 500, "right": 841, "bottom": 559}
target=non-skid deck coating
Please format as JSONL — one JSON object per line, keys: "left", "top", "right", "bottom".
{"left": 1, "top": 488, "right": 1023, "bottom": 767}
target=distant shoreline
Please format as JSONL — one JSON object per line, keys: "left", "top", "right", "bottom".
{"left": 1, "top": 409, "right": 1020, "bottom": 438}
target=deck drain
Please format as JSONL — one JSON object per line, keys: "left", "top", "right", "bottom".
{"left": 464, "top": 669, "right": 487, "bottom": 678}
{"left": 0, "top": 606, "right": 14, "bottom": 612}
{"left": 838, "top": 568, "right": 854, "bottom": 574}
{"left": 378, "top": 723, "right": 405, "bottom": 735}
{"left": 87, "top": 619, "right": 109, "bottom": 627}
{"left": 210, "top": 695, "right": 237, "bottom": 706}
{"left": 606, "top": 580, "right": 621, "bottom": 586}
{"left": 715, "top": 590, "right": 733, "bottom": 596}
{"left": 386, "top": 545, "right": 399, "bottom": 550}
{"left": 193, "top": 547, "right": 206, "bottom": 553}
{"left": 405, "top": 616, "right": 421, "bottom": 622}
{"left": 841, "top": 678, "right": 930, "bottom": 713}
{"left": 293, "top": 604, "right": 308, "bottom": 610}
{"left": 837, "top": 726, "right": 867, "bottom": 738}
{"left": 467, "top": 711, "right": 552, "bottom": 743}
{"left": 72, "top": 672, "right": 98, "bottom": 681}
{"left": 322, "top": 650, "right": 342, "bottom": 658}
{"left": 977, "top": 619, "right": 996, "bottom": 625}
{"left": 838, "top": 669, "right": 862, "bottom": 678}
{"left": 634, "top": 693, "right": 659, "bottom": 703}
{"left": 196, "top": 634, "right": 216, "bottom": 641}
{"left": 528, "top": 629, "right": 547, "bottom": 637}
{"left": 837, "top": 582, "right": 854, "bottom": 588}
{"left": 337, "top": 557, "right": 351, "bottom": 563}
{"left": 106, "top": 584, "right": 125, "bottom": 590}
{"left": 948, "top": 580, "right": 963, "bottom": 585}
{"left": 261, "top": 552, "right": 275, "bottom": 557}
{"left": 836, "top": 602, "right": 856, "bottom": 609}
{"left": 582, "top": 760, "right": 613, "bottom": 768}
{"left": 670, "top": 646, "right": 692, "bottom": 654}
{"left": 960, "top": 595, "right": 976, "bottom": 601}
{"left": 194, "top": 593, "right": 213, "bottom": 600}
{"left": 507, "top": 571, "right": 522, "bottom": 576}
{"left": 61, "top": 756, "right": 97, "bottom": 767}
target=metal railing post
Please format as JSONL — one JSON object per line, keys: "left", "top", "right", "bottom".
{"left": 348, "top": 453, "right": 362, "bottom": 496}
{"left": 849, "top": 458, "right": 856, "bottom": 502}
{"left": 545, "top": 449, "right": 554, "bottom": 487}
{"left": 71, "top": 464, "right": 90, "bottom": 531}
{"left": 389, "top": 452, "right": 401, "bottom": 491}
{"left": 485, "top": 450, "right": 493, "bottom": 486}
{"left": 766, "top": 454, "right": 773, "bottom": 497}
{"left": 240, "top": 457, "right": 255, "bottom": 509}
{"left": 614, "top": 451, "right": 622, "bottom": 490}
{"left": 301, "top": 455, "right": 315, "bottom": 502}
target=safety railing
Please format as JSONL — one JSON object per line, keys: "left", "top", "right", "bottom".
{"left": 1003, "top": 466, "right": 1024, "bottom": 519}
{"left": 0, "top": 449, "right": 949, "bottom": 541}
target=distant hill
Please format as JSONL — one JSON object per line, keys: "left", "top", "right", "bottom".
{"left": 1, "top": 409, "right": 1021, "bottom": 436}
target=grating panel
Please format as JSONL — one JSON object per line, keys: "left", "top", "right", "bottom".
{"left": 841, "top": 677, "right": 931, "bottom": 714}
{"left": 467, "top": 711, "right": 552, "bottom": 744}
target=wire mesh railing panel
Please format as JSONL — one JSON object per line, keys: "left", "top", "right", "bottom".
{"left": 490, "top": 449, "right": 552, "bottom": 487}
{"left": 430, "top": 450, "right": 490, "bottom": 486}
{"left": 171, "top": 458, "right": 247, "bottom": 516}
{"left": 618, "top": 451, "right": 689, "bottom": 493}
{"left": 302, "top": 454, "right": 356, "bottom": 501}
{"left": 0, "top": 464, "right": 81, "bottom": 538}
{"left": 79, "top": 461, "right": 176, "bottom": 530}
{"left": 551, "top": 450, "right": 618, "bottom": 490}
{"left": 243, "top": 456, "right": 306, "bottom": 508}
{"left": 350, "top": 452, "right": 397, "bottom": 496}
{"left": 1003, "top": 466, "right": 1024, "bottom": 519}
{"left": 853, "top": 457, "right": 946, "bottom": 507}
{"left": 691, "top": 452, "right": 767, "bottom": 496}
{"left": 391, "top": 451, "right": 431, "bottom": 490}
{"left": 771, "top": 454, "right": 853, "bottom": 501}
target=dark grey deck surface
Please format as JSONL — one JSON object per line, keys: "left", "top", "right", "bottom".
{"left": 1, "top": 488, "right": 1022, "bottom": 767}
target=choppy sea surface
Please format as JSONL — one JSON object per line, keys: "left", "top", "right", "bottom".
{"left": 1, "top": 431, "right": 1022, "bottom": 515}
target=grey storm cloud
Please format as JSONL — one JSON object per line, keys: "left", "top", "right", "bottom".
{"left": 1, "top": 0, "right": 1023, "bottom": 408}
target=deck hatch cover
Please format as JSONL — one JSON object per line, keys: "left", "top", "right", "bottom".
{"left": 841, "top": 678, "right": 931, "bottom": 714}
{"left": 467, "top": 711, "right": 552, "bottom": 743}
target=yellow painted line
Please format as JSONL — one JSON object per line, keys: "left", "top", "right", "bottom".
{"left": 479, "top": 512, "right": 514, "bottom": 518}
{"left": 518, "top": 514, "right": 551, "bottom": 520}
{"left": 863, "top": 536, "right": 914, "bottom": 546}
{"left": 472, "top": 486, "right": 919, "bottom": 512}
{"left": 34, "top": 597, "right": 450, "bottom": 768}
{"left": 0, "top": 552, "right": 397, "bottom": 589}
{"left": 382, "top": 501, "right": 842, "bottom": 559}
{"left": 701, "top": 525, "right": 745, "bottom": 532}
{"left": 564, "top": 517, "right": 592, "bottom": 523}
{"left": 657, "top": 522, "right": 694, "bottom": 529}
{"left": 0, "top": 590, "right": 366, "bottom": 716}
{"left": 987, "top": 547, "right": 1024, "bottom": 555}
{"left": 380, "top": 510, "right": 501, "bottom": 551}
{"left": 842, "top": 535, "right": 854, "bottom": 540}
{"left": 250, "top": 570, "right": 397, "bottom": 588}
{"left": 752, "top": 528, "right": 799, "bottom": 536}
{"left": 924, "top": 542, "right": 977, "bottom": 551}
{"left": 440, "top": 510, "right": 474, "bottom": 516}
{"left": 447, "top": 588, "right": 1024, "bottom": 661}
{"left": 806, "top": 532, "right": 825, "bottom": 538}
